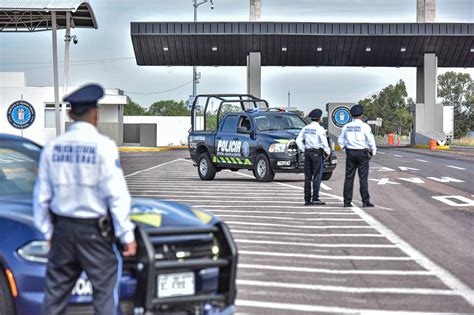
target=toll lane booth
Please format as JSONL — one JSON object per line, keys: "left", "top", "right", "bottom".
{"left": 326, "top": 103, "right": 356, "bottom": 146}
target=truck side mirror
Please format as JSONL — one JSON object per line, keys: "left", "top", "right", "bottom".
{"left": 237, "top": 127, "right": 251, "bottom": 134}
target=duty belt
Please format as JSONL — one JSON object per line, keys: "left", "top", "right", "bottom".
{"left": 53, "top": 214, "right": 114, "bottom": 239}
{"left": 53, "top": 214, "right": 100, "bottom": 226}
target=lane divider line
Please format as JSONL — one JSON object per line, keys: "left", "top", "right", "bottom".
{"left": 239, "top": 250, "right": 412, "bottom": 261}
{"left": 235, "top": 239, "right": 397, "bottom": 248}
{"left": 125, "top": 158, "right": 183, "bottom": 178}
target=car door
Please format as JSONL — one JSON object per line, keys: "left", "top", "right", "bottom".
{"left": 235, "top": 115, "right": 257, "bottom": 168}
{"left": 215, "top": 115, "right": 241, "bottom": 167}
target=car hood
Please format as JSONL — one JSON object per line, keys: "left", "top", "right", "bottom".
{"left": 0, "top": 195, "right": 218, "bottom": 229}
{"left": 258, "top": 129, "right": 301, "bottom": 141}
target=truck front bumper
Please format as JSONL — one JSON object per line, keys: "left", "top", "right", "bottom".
{"left": 270, "top": 154, "right": 338, "bottom": 173}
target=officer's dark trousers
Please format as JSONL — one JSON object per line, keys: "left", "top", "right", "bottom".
{"left": 343, "top": 149, "right": 371, "bottom": 204}
{"left": 43, "top": 218, "right": 122, "bottom": 315}
{"left": 304, "top": 149, "right": 324, "bottom": 203}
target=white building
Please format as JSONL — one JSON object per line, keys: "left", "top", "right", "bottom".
{"left": 0, "top": 72, "right": 128, "bottom": 146}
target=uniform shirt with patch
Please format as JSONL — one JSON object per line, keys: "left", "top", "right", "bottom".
{"left": 33, "top": 121, "right": 135, "bottom": 244}
{"left": 296, "top": 121, "right": 331, "bottom": 155}
{"left": 338, "top": 119, "right": 377, "bottom": 155}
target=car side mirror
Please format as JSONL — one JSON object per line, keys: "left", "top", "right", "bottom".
{"left": 238, "top": 127, "right": 252, "bottom": 134}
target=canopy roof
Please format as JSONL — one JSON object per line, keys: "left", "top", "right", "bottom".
{"left": 131, "top": 22, "right": 474, "bottom": 68}
{"left": 0, "top": 0, "right": 97, "bottom": 31}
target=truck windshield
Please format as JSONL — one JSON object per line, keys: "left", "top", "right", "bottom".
{"left": 254, "top": 114, "right": 306, "bottom": 131}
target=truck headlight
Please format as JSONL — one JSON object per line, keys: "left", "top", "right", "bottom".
{"left": 269, "top": 143, "right": 287, "bottom": 153}
{"left": 17, "top": 240, "right": 49, "bottom": 264}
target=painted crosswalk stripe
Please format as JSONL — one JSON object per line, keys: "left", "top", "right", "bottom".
{"left": 239, "top": 250, "right": 411, "bottom": 261}
{"left": 446, "top": 165, "right": 466, "bottom": 170}
{"left": 238, "top": 263, "right": 433, "bottom": 275}
{"left": 416, "top": 159, "right": 428, "bottom": 163}
{"left": 236, "top": 300, "right": 461, "bottom": 314}
{"left": 218, "top": 214, "right": 364, "bottom": 221}
{"left": 237, "top": 280, "right": 453, "bottom": 295}
{"left": 231, "top": 230, "right": 385, "bottom": 238}
{"left": 236, "top": 239, "right": 396, "bottom": 248}
{"left": 227, "top": 221, "right": 372, "bottom": 229}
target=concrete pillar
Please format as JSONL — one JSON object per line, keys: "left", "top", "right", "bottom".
{"left": 417, "top": 0, "right": 436, "bottom": 23}
{"left": 247, "top": 52, "right": 261, "bottom": 98}
{"left": 413, "top": 53, "right": 442, "bottom": 144}
{"left": 250, "top": 0, "right": 261, "bottom": 21}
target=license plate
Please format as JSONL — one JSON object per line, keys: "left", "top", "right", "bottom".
{"left": 157, "top": 272, "right": 195, "bottom": 298}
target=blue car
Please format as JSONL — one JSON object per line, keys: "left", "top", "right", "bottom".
{"left": 0, "top": 134, "right": 237, "bottom": 315}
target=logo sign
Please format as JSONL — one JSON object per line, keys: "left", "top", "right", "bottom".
{"left": 331, "top": 106, "right": 352, "bottom": 128}
{"left": 217, "top": 139, "right": 242, "bottom": 157}
{"left": 7, "top": 101, "right": 36, "bottom": 129}
{"left": 242, "top": 141, "right": 250, "bottom": 157}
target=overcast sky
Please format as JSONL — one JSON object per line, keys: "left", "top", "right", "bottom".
{"left": 0, "top": 0, "right": 473, "bottom": 113}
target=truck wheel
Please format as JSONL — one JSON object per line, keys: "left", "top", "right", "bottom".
{"left": 198, "top": 153, "right": 217, "bottom": 180}
{"left": 322, "top": 172, "right": 333, "bottom": 181}
{"left": 0, "top": 269, "right": 16, "bottom": 315}
{"left": 254, "top": 154, "right": 275, "bottom": 182}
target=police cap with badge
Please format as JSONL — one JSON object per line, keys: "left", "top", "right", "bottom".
{"left": 350, "top": 104, "right": 364, "bottom": 117}
{"left": 308, "top": 109, "right": 323, "bottom": 120}
{"left": 64, "top": 84, "right": 104, "bottom": 115}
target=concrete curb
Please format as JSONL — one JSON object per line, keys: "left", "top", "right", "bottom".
{"left": 119, "top": 146, "right": 187, "bottom": 152}
{"left": 409, "top": 145, "right": 450, "bottom": 150}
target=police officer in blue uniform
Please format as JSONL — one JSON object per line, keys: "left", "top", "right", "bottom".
{"left": 33, "top": 84, "right": 136, "bottom": 315}
{"left": 338, "top": 104, "right": 377, "bottom": 208}
{"left": 296, "top": 109, "right": 331, "bottom": 206}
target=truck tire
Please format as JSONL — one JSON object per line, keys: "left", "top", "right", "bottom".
{"left": 322, "top": 172, "right": 333, "bottom": 181}
{"left": 0, "top": 269, "right": 16, "bottom": 315}
{"left": 198, "top": 153, "right": 217, "bottom": 180}
{"left": 254, "top": 154, "right": 275, "bottom": 182}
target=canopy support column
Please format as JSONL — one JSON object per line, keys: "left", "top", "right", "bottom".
{"left": 246, "top": 52, "right": 261, "bottom": 98}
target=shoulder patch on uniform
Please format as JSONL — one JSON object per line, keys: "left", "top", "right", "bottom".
{"left": 115, "top": 159, "right": 121, "bottom": 168}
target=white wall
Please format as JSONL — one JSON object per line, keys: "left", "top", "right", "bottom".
{"left": 0, "top": 81, "right": 128, "bottom": 146}
{"left": 124, "top": 116, "right": 204, "bottom": 147}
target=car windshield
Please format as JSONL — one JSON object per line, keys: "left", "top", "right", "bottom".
{"left": 254, "top": 113, "right": 306, "bottom": 131}
{"left": 0, "top": 140, "right": 40, "bottom": 198}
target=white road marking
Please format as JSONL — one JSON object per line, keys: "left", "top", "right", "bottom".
{"left": 447, "top": 165, "right": 466, "bottom": 170}
{"left": 394, "top": 154, "right": 404, "bottom": 158}
{"left": 218, "top": 214, "right": 364, "bottom": 221}
{"left": 378, "top": 152, "right": 386, "bottom": 155}
{"left": 372, "top": 167, "right": 396, "bottom": 172}
{"left": 238, "top": 263, "right": 432, "bottom": 275}
{"left": 321, "top": 183, "right": 332, "bottom": 191}
{"left": 227, "top": 221, "right": 372, "bottom": 229}
{"left": 194, "top": 205, "right": 344, "bottom": 209}
{"left": 399, "top": 177, "right": 425, "bottom": 184}
{"left": 231, "top": 230, "right": 385, "bottom": 238}
{"left": 348, "top": 198, "right": 474, "bottom": 305}
{"left": 427, "top": 177, "right": 465, "bottom": 183}
{"left": 399, "top": 166, "right": 420, "bottom": 171}
{"left": 153, "top": 199, "right": 341, "bottom": 205}
{"left": 416, "top": 159, "right": 428, "bottom": 163}
{"left": 239, "top": 250, "right": 411, "bottom": 261}
{"left": 210, "top": 210, "right": 356, "bottom": 215}
{"left": 432, "top": 196, "right": 474, "bottom": 207}
{"left": 127, "top": 193, "right": 305, "bottom": 198}
{"left": 236, "top": 300, "right": 464, "bottom": 315}
{"left": 237, "top": 279, "right": 455, "bottom": 295}
{"left": 370, "top": 178, "right": 400, "bottom": 185}
{"left": 235, "top": 239, "right": 396, "bottom": 248}
{"left": 125, "top": 158, "right": 183, "bottom": 178}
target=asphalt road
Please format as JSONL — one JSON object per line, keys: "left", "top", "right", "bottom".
{"left": 120, "top": 148, "right": 474, "bottom": 314}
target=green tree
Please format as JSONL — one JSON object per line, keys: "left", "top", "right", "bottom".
{"left": 359, "top": 80, "right": 412, "bottom": 136}
{"left": 124, "top": 100, "right": 147, "bottom": 116}
{"left": 147, "top": 100, "right": 190, "bottom": 116}
{"left": 438, "top": 72, "right": 474, "bottom": 138}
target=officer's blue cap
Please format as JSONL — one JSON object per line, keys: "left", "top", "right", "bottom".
{"left": 63, "top": 84, "right": 104, "bottom": 114}
{"left": 350, "top": 104, "right": 364, "bottom": 117}
{"left": 308, "top": 109, "right": 323, "bottom": 119}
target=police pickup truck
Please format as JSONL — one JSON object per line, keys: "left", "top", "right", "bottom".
{"left": 188, "top": 95, "right": 337, "bottom": 182}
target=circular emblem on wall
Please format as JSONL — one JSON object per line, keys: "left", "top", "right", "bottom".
{"left": 331, "top": 106, "right": 352, "bottom": 128}
{"left": 7, "top": 101, "right": 36, "bottom": 129}
{"left": 242, "top": 141, "right": 250, "bottom": 158}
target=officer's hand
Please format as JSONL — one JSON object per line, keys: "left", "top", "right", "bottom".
{"left": 122, "top": 241, "right": 137, "bottom": 257}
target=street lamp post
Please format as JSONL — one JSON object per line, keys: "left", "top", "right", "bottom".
{"left": 192, "top": 0, "right": 214, "bottom": 96}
